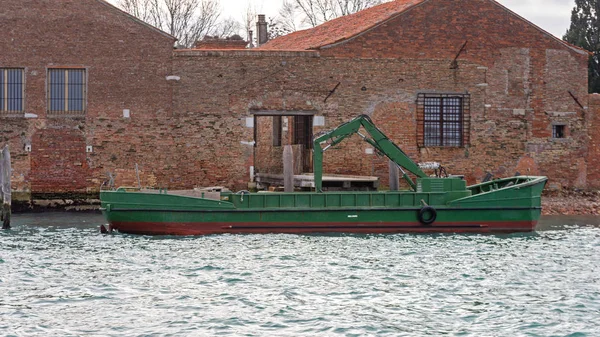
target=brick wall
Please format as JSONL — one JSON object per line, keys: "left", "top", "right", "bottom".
{"left": 0, "top": 0, "right": 595, "bottom": 197}
{"left": 320, "top": 0, "right": 588, "bottom": 68}
{"left": 0, "top": 0, "right": 175, "bottom": 195}
{"left": 173, "top": 44, "right": 587, "bottom": 190}
{"left": 587, "top": 94, "right": 600, "bottom": 189}
{"left": 30, "top": 128, "right": 88, "bottom": 193}
{"left": 195, "top": 39, "right": 248, "bottom": 50}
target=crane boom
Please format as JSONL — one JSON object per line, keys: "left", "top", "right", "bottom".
{"left": 312, "top": 115, "right": 427, "bottom": 192}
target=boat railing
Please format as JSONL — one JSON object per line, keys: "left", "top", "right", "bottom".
{"left": 102, "top": 185, "right": 224, "bottom": 200}
{"left": 468, "top": 176, "right": 544, "bottom": 195}
{"left": 100, "top": 183, "right": 141, "bottom": 192}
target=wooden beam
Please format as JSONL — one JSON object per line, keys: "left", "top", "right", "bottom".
{"left": 568, "top": 90, "right": 585, "bottom": 110}
{"left": 250, "top": 110, "right": 317, "bottom": 116}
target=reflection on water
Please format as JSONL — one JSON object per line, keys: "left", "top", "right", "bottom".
{"left": 8, "top": 211, "right": 600, "bottom": 231}
{"left": 1, "top": 212, "right": 599, "bottom": 336}
{"left": 7, "top": 211, "right": 103, "bottom": 229}
{"left": 538, "top": 215, "right": 600, "bottom": 230}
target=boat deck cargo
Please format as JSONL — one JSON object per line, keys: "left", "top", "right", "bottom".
{"left": 255, "top": 172, "right": 379, "bottom": 191}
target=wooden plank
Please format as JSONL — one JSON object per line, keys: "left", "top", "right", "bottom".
{"left": 256, "top": 172, "right": 379, "bottom": 190}
{"left": 250, "top": 110, "right": 317, "bottom": 116}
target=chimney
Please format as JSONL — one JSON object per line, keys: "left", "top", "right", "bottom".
{"left": 256, "top": 14, "right": 268, "bottom": 46}
{"left": 247, "top": 30, "right": 254, "bottom": 48}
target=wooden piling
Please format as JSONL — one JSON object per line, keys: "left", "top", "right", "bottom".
{"left": 389, "top": 159, "right": 399, "bottom": 191}
{"left": 1, "top": 145, "right": 11, "bottom": 229}
{"left": 283, "top": 145, "right": 294, "bottom": 193}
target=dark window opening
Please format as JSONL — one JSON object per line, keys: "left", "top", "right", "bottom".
{"left": 293, "top": 115, "right": 314, "bottom": 173}
{"left": 417, "top": 93, "right": 470, "bottom": 147}
{"left": 48, "top": 68, "right": 86, "bottom": 115}
{"left": 273, "top": 116, "right": 282, "bottom": 146}
{"left": 0, "top": 68, "right": 24, "bottom": 113}
{"left": 552, "top": 125, "right": 565, "bottom": 139}
{"left": 293, "top": 115, "right": 313, "bottom": 149}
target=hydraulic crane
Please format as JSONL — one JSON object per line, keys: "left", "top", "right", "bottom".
{"left": 312, "top": 115, "right": 427, "bottom": 193}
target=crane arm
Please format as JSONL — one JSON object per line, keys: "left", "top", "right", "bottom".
{"left": 312, "top": 115, "right": 427, "bottom": 192}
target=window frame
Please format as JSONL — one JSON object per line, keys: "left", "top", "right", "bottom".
{"left": 47, "top": 67, "right": 87, "bottom": 117}
{"left": 0, "top": 67, "right": 25, "bottom": 115}
{"left": 417, "top": 93, "right": 470, "bottom": 148}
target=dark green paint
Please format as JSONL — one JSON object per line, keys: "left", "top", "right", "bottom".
{"left": 101, "top": 176, "right": 547, "bottom": 227}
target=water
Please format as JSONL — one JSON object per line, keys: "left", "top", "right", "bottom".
{"left": 1, "top": 213, "right": 600, "bottom": 337}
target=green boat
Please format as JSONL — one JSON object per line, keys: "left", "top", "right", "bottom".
{"left": 100, "top": 115, "right": 547, "bottom": 235}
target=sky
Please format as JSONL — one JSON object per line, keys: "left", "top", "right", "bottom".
{"left": 107, "top": 0, "right": 576, "bottom": 38}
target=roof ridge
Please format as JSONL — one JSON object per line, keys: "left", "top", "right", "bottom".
{"left": 487, "top": 0, "right": 588, "bottom": 55}
{"left": 94, "top": 0, "right": 176, "bottom": 41}
{"left": 259, "top": 0, "right": 426, "bottom": 51}
{"left": 319, "top": 0, "right": 431, "bottom": 50}
{"left": 260, "top": 0, "right": 589, "bottom": 55}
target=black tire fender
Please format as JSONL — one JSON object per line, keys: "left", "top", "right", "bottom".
{"left": 418, "top": 206, "right": 437, "bottom": 225}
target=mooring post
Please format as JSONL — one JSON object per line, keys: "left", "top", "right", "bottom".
{"left": 1, "top": 145, "right": 11, "bottom": 229}
{"left": 0, "top": 148, "right": 3, "bottom": 226}
{"left": 283, "top": 145, "right": 294, "bottom": 193}
{"left": 389, "top": 159, "right": 399, "bottom": 191}
{"left": 135, "top": 163, "right": 141, "bottom": 190}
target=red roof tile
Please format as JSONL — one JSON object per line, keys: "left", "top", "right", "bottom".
{"left": 258, "top": 0, "right": 427, "bottom": 50}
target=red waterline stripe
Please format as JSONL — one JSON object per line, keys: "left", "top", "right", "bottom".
{"left": 109, "top": 220, "right": 537, "bottom": 236}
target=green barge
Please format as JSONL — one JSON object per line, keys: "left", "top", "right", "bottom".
{"left": 100, "top": 115, "right": 547, "bottom": 235}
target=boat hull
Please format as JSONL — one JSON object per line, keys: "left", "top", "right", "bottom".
{"left": 102, "top": 205, "right": 542, "bottom": 235}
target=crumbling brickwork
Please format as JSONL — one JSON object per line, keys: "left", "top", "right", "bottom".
{"left": 172, "top": 42, "right": 587, "bottom": 189}
{"left": 587, "top": 94, "right": 600, "bottom": 189}
{"left": 195, "top": 38, "right": 248, "bottom": 50}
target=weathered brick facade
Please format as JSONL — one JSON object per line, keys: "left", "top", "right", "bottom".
{"left": 1, "top": 0, "right": 175, "bottom": 198}
{"left": 587, "top": 94, "right": 600, "bottom": 189}
{"left": 0, "top": 0, "right": 596, "bottom": 201}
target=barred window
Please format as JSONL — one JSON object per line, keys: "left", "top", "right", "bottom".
{"left": 417, "top": 93, "right": 470, "bottom": 147}
{"left": 0, "top": 68, "right": 24, "bottom": 113}
{"left": 48, "top": 68, "right": 86, "bottom": 115}
{"left": 552, "top": 125, "right": 565, "bottom": 139}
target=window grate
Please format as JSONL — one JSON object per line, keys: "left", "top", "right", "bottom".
{"left": 0, "top": 68, "right": 24, "bottom": 115}
{"left": 48, "top": 68, "right": 86, "bottom": 116}
{"left": 417, "top": 93, "right": 470, "bottom": 147}
{"left": 552, "top": 125, "right": 565, "bottom": 139}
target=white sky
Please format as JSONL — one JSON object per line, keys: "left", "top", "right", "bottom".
{"left": 107, "top": 0, "right": 575, "bottom": 38}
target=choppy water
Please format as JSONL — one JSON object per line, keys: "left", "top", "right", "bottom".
{"left": 1, "top": 213, "right": 600, "bottom": 337}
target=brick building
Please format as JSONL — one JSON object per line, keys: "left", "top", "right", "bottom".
{"left": 0, "top": 0, "right": 598, "bottom": 203}
{"left": 1, "top": 0, "right": 175, "bottom": 202}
